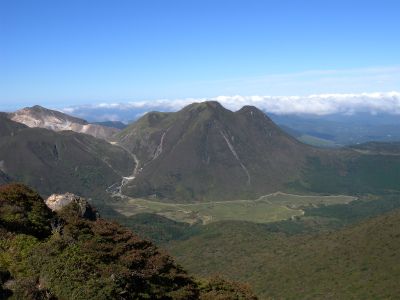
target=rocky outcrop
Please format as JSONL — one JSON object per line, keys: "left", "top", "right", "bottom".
{"left": 10, "top": 105, "right": 120, "bottom": 140}
{"left": 46, "top": 193, "right": 100, "bottom": 221}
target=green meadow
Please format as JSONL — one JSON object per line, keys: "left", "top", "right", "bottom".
{"left": 111, "top": 193, "right": 356, "bottom": 225}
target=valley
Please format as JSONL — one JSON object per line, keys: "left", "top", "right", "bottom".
{"left": 109, "top": 192, "right": 356, "bottom": 225}
{"left": 1, "top": 102, "right": 399, "bottom": 299}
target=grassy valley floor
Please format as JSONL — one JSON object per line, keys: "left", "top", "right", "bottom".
{"left": 109, "top": 192, "right": 355, "bottom": 225}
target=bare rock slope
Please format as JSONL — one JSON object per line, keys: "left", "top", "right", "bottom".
{"left": 46, "top": 193, "right": 100, "bottom": 221}
{"left": 10, "top": 105, "right": 120, "bottom": 140}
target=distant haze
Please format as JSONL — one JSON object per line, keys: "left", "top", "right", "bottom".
{"left": 56, "top": 92, "right": 400, "bottom": 123}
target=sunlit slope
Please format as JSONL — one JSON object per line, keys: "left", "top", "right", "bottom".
{"left": 9, "top": 105, "right": 120, "bottom": 139}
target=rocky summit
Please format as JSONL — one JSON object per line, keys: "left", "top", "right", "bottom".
{"left": 46, "top": 193, "right": 100, "bottom": 221}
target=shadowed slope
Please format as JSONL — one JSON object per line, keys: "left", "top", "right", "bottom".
{"left": 0, "top": 115, "right": 136, "bottom": 200}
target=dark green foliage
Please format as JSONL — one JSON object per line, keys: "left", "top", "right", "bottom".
{"left": 263, "top": 218, "right": 317, "bottom": 235}
{"left": 293, "top": 154, "right": 400, "bottom": 194}
{"left": 346, "top": 141, "right": 400, "bottom": 154}
{"left": 0, "top": 114, "right": 28, "bottom": 138}
{"left": 304, "top": 194, "right": 400, "bottom": 225}
{"left": 348, "top": 155, "right": 400, "bottom": 191}
{"left": 28, "top": 218, "right": 198, "bottom": 299}
{"left": 198, "top": 275, "right": 259, "bottom": 300}
{"left": 166, "top": 210, "right": 400, "bottom": 299}
{"left": 0, "top": 183, "right": 54, "bottom": 239}
{"left": 0, "top": 184, "right": 259, "bottom": 299}
{"left": 101, "top": 212, "right": 203, "bottom": 245}
{"left": 300, "top": 156, "right": 353, "bottom": 194}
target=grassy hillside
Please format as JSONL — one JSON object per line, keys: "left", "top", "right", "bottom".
{"left": 279, "top": 124, "right": 340, "bottom": 148}
{"left": 297, "top": 134, "right": 338, "bottom": 148}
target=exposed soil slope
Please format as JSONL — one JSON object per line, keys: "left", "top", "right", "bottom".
{"left": 9, "top": 105, "right": 120, "bottom": 140}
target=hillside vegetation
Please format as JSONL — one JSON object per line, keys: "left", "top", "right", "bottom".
{"left": 112, "top": 102, "right": 345, "bottom": 201}
{"left": 0, "top": 183, "right": 259, "bottom": 299}
{"left": 164, "top": 197, "right": 400, "bottom": 299}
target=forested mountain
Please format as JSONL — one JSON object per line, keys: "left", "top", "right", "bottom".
{"left": 111, "top": 101, "right": 399, "bottom": 201}
{"left": 111, "top": 102, "right": 332, "bottom": 200}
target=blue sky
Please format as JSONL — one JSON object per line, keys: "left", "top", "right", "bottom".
{"left": 1, "top": 0, "right": 399, "bottom": 113}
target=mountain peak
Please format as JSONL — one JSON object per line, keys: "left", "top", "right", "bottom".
{"left": 113, "top": 101, "right": 310, "bottom": 201}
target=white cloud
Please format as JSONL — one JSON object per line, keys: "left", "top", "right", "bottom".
{"left": 57, "top": 91, "right": 400, "bottom": 122}
{"left": 60, "top": 107, "right": 75, "bottom": 113}
{"left": 94, "top": 114, "right": 121, "bottom": 122}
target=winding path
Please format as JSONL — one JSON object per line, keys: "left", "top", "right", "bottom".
{"left": 107, "top": 142, "right": 140, "bottom": 198}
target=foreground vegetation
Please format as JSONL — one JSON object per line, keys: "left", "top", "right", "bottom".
{"left": 1, "top": 185, "right": 399, "bottom": 299}
{"left": 0, "top": 183, "right": 259, "bottom": 299}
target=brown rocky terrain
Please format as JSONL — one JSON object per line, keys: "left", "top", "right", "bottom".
{"left": 9, "top": 105, "right": 120, "bottom": 140}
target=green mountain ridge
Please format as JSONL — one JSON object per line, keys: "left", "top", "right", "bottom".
{"left": 0, "top": 115, "right": 136, "bottom": 200}
{"left": 112, "top": 102, "right": 342, "bottom": 201}
{"left": 3, "top": 102, "right": 400, "bottom": 203}
{"left": 112, "top": 101, "right": 400, "bottom": 201}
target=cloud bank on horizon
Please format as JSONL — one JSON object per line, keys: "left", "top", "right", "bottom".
{"left": 58, "top": 91, "right": 400, "bottom": 122}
